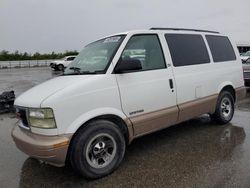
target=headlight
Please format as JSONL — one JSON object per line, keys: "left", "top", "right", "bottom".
{"left": 28, "top": 108, "right": 57, "bottom": 129}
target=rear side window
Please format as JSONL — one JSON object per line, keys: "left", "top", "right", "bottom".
{"left": 206, "top": 35, "right": 236, "bottom": 62}
{"left": 165, "top": 34, "right": 210, "bottom": 67}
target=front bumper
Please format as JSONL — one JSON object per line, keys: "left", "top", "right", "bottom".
{"left": 11, "top": 126, "right": 72, "bottom": 167}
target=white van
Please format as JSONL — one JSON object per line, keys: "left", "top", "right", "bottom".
{"left": 12, "top": 28, "right": 246, "bottom": 179}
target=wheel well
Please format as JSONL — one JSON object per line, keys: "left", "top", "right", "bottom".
{"left": 66, "top": 114, "right": 130, "bottom": 165}
{"left": 93, "top": 115, "right": 129, "bottom": 144}
{"left": 221, "top": 85, "right": 236, "bottom": 102}
{"left": 71, "top": 114, "right": 129, "bottom": 145}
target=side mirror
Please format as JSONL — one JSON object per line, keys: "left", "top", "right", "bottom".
{"left": 114, "top": 58, "right": 142, "bottom": 73}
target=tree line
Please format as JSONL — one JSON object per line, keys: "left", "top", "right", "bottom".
{"left": 0, "top": 50, "right": 79, "bottom": 61}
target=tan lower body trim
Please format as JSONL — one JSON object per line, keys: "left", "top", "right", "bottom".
{"left": 177, "top": 94, "right": 218, "bottom": 123}
{"left": 130, "top": 106, "right": 179, "bottom": 137}
{"left": 11, "top": 126, "right": 72, "bottom": 167}
{"left": 127, "top": 94, "right": 218, "bottom": 141}
{"left": 124, "top": 118, "right": 134, "bottom": 144}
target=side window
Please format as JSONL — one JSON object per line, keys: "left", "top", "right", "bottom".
{"left": 165, "top": 34, "right": 210, "bottom": 67}
{"left": 206, "top": 35, "right": 236, "bottom": 62}
{"left": 121, "top": 35, "right": 166, "bottom": 71}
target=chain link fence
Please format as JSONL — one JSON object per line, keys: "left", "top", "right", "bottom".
{"left": 0, "top": 60, "right": 52, "bottom": 69}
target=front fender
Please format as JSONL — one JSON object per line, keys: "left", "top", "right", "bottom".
{"left": 65, "top": 107, "right": 128, "bottom": 134}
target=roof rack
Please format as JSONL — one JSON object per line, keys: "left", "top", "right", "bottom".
{"left": 150, "top": 27, "right": 219, "bottom": 34}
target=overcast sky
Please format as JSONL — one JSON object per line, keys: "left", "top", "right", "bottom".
{"left": 1, "top": 0, "right": 250, "bottom": 53}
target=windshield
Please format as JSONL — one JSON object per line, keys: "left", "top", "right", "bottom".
{"left": 242, "top": 51, "right": 250, "bottom": 56}
{"left": 64, "top": 35, "right": 125, "bottom": 75}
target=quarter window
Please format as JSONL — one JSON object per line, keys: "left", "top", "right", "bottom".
{"left": 121, "top": 35, "right": 166, "bottom": 71}
{"left": 165, "top": 34, "right": 210, "bottom": 67}
{"left": 206, "top": 35, "right": 236, "bottom": 62}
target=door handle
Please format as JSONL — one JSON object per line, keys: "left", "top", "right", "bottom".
{"left": 169, "top": 79, "right": 174, "bottom": 89}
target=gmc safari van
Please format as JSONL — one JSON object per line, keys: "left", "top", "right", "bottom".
{"left": 12, "top": 28, "right": 246, "bottom": 179}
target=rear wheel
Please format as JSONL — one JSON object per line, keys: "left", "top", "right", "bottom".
{"left": 212, "top": 91, "right": 235, "bottom": 125}
{"left": 69, "top": 120, "right": 125, "bottom": 179}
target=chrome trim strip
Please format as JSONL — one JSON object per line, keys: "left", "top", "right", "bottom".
{"left": 18, "top": 121, "right": 30, "bottom": 130}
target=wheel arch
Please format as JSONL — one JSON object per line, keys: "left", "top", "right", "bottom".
{"left": 57, "top": 63, "right": 64, "bottom": 68}
{"left": 65, "top": 108, "right": 133, "bottom": 145}
{"left": 83, "top": 114, "right": 131, "bottom": 144}
{"left": 218, "top": 82, "right": 236, "bottom": 102}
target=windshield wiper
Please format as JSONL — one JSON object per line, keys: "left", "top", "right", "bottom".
{"left": 63, "top": 70, "right": 104, "bottom": 75}
{"left": 79, "top": 70, "right": 104, "bottom": 74}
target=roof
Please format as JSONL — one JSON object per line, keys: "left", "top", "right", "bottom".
{"left": 91, "top": 28, "right": 223, "bottom": 43}
{"left": 106, "top": 28, "right": 222, "bottom": 37}
{"left": 149, "top": 27, "right": 219, "bottom": 34}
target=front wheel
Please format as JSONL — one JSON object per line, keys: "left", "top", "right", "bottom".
{"left": 69, "top": 120, "right": 126, "bottom": 179}
{"left": 57, "top": 64, "right": 64, "bottom": 71}
{"left": 211, "top": 91, "right": 235, "bottom": 125}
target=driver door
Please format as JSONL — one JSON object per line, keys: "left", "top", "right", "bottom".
{"left": 114, "top": 34, "right": 178, "bottom": 136}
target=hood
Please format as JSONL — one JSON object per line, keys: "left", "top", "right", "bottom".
{"left": 51, "top": 60, "right": 64, "bottom": 64}
{"left": 14, "top": 75, "right": 92, "bottom": 108}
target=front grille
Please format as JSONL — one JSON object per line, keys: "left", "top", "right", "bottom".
{"left": 244, "top": 71, "right": 250, "bottom": 79}
{"left": 17, "top": 108, "right": 29, "bottom": 128}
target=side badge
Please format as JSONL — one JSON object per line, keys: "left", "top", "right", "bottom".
{"left": 129, "top": 109, "right": 144, "bottom": 116}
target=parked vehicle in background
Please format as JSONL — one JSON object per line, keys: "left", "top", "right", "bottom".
{"left": 12, "top": 28, "right": 246, "bottom": 179}
{"left": 50, "top": 56, "right": 76, "bottom": 71}
{"left": 243, "top": 58, "right": 250, "bottom": 86}
{"left": 240, "top": 51, "right": 250, "bottom": 61}
{"left": 0, "top": 90, "right": 15, "bottom": 113}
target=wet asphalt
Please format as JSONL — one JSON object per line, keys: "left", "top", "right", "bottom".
{"left": 0, "top": 67, "right": 250, "bottom": 188}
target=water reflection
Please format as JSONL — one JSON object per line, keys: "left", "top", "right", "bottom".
{"left": 19, "top": 117, "right": 246, "bottom": 187}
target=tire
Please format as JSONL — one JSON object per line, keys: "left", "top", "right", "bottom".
{"left": 212, "top": 91, "right": 235, "bottom": 125}
{"left": 57, "top": 64, "right": 64, "bottom": 71}
{"left": 69, "top": 120, "right": 126, "bottom": 179}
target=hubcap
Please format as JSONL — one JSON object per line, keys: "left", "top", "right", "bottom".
{"left": 220, "top": 97, "right": 232, "bottom": 119}
{"left": 86, "top": 133, "right": 117, "bottom": 169}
